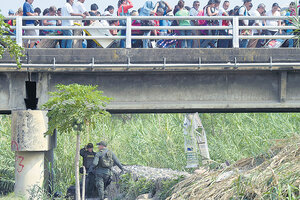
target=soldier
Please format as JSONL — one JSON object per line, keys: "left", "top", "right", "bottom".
{"left": 88, "top": 141, "right": 124, "bottom": 200}
{"left": 80, "top": 143, "right": 96, "bottom": 198}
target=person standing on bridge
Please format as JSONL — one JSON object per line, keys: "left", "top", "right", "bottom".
{"left": 247, "top": 3, "right": 265, "bottom": 48}
{"left": 72, "top": 0, "right": 90, "bottom": 48}
{"left": 175, "top": 0, "right": 192, "bottom": 48}
{"left": 217, "top": 1, "right": 230, "bottom": 48}
{"left": 265, "top": 3, "right": 282, "bottom": 36}
{"left": 88, "top": 141, "right": 124, "bottom": 200}
{"left": 239, "top": 0, "right": 252, "bottom": 48}
{"left": 61, "top": 0, "right": 86, "bottom": 48}
{"left": 117, "top": 0, "right": 134, "bottom": 48}
{"left": 190, "top": 1, "right": 201, "bottom": 48}
{"left": 23, "top": 0, "right": 39, "bottom": 48}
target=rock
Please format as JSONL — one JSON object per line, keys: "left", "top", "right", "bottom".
{"left": 194, "top": 167, "right": 208, "bottom": 175}
{"left": 107, "top": 165, "right": 190, "bottom": 200}
{"left": 216, "top": 170, "right": 241, "bottom": 182}
{"left": 136, "top": 193, "right": 153, "bottom": 200}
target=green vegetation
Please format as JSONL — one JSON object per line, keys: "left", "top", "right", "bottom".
{"left": 1, "top": 113, "right": 299, "bottom": 198}
{"left": 0, "top": 116, "right": 14, "bottom": 196}
{"left": 0, "top": 13, "right": 24, "bottom": 68}
{"left": 42, "top": 84, "right": 112, "bottom": 200}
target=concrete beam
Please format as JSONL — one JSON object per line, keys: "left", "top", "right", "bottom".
{"left": 1, "top": 70, "right": 300, "bottom": 113}
{"left": 1, "top": 49, "right": 300, "bottom": 113}
{"left": 2, "top": 49, "right": 300, "bottom": 65}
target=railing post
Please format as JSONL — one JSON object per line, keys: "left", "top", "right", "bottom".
{"left": 16, "top": 16, "right": 23, "bottom": 47}
{"left": 232, "top": 16, "right": 239, "bottom": 48}
{"left": 126, "top": 17, "right": 132, "bottom": 49}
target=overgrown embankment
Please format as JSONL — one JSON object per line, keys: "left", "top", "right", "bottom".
{"left": 167, "top": 137, "right": 300, "bottom": 199}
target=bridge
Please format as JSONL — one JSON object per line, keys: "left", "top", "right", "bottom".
{"left": 1, "top": 48, "right": 300, "bottom": 113}
{"left": 2, "top": 15, "right": 300, "bottom": 199}
{"left": 1, "top": 15, "right": 299, "bottom": 113}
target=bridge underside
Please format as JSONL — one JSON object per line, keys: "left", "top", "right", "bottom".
{"left": 1, "top": 49, "right": 300, "bottom": 113}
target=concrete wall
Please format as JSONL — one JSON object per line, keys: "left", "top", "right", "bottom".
{"left": 1, "top": 49, "right": 299, "bottom": 64}
{"left": 1, "top": 49, "right": 300, "bottom": 113}
{"left": 1, "top": 70, "right": 299, "bottom": 113}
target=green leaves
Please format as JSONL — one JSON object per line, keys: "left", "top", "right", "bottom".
{"left": 0, "top": 13, "right": 25, "bottom": 68}
{"left": 42, "top": 84, "right": 112, "bottom": 136}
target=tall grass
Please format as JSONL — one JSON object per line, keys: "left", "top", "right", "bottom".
{"left": 0, "top": 113, "right": 299, "bottom": 196}
{"left": 0, "top": 116, "right": 14, "bottom": 195}
{"left": 202, "top": 113, "right": 300, "bottom": 164}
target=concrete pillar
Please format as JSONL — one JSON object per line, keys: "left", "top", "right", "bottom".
{"left": 11, "top": 110, "right": 56, "bottom": 199}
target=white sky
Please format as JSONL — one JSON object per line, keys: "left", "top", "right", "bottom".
{"left": 0, "top": 0, "right": 290, "bottom": 17}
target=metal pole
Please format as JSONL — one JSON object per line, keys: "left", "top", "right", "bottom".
{"left": 232, "top": 16, "right": 239, "bottom": 48}
{"left": 16, "top": 16, "right": 23, "bottom": 46}
{"left": 126, "top": 17, "right": 132, "bottom": 49}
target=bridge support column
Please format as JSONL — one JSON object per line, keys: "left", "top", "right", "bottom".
{"left": 11, "top": 110, "right": 56, "bottom": 199}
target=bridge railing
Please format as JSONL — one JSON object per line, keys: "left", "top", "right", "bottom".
{"left": 4, "top": 16, "right": 298, "bottom": 48}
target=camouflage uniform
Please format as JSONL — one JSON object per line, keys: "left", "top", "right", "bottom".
{"left": 91, "top": 148, "right": 124, "bottom": 200}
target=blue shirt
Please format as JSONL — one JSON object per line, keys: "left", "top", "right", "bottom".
{"left": 159, "top": 20, "right": 169, "bottom": 33}
{"left": 23, "top": 2, "right": 34, "bottom": 24}
{"left": 285, "top": 11, "right": 294, "bottom": 33}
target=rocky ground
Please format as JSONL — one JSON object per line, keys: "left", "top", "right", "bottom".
{"left": 107, "top": 165, "right": 189, "bottom": 200}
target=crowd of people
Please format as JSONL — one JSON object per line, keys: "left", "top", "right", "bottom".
{"left": 6, "top": 0, "right": 299, "bottom": 48}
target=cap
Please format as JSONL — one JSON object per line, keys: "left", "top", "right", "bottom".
{"left": 17, "top": 7, "right": 23, "bottom": 14}
{"left": 8, "top": 9, "right": 14, "bottom": 15}
{"left": 87, "top": 143, "right": 93, "bottom": 148}
{"left": 96, "top": 141, "right": 107, "bottom": 147}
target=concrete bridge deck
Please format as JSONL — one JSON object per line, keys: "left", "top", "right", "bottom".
{"left": 1, "top": 48, "right": 300, "bottom": 113}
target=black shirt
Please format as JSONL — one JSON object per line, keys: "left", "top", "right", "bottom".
{"left": 80, "top": 148, "right": 96, "bottom": 171}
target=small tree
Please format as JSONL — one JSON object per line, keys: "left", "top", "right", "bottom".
{"left": 0, "top": 13, "right": 24, "bottom": 68}
{"left": 42, "top": 84, "right": 112, "bottom": 200}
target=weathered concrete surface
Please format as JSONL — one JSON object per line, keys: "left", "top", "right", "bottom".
{"left": 11, "top": 110, "right": 55, "bottom": 151}
{"left": 1, "top": 49, "right": 300, "bottom": 113}
{"left": 14, "top": 151, "right": 44, "bottom": 200}
{"left": 11, "top": 110, "right": 56, "bottom": 199}
{"left": 1, "top": 70, "right": 300, "bottom": 113}
{"left": 1, "top": 48, "right": 300, "bottom": 64}
{"left": 0, "top": 73, "right": 27, "bottom": 112}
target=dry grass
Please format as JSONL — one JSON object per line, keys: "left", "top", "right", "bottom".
{"left": 168, "top": 137, "right": 300, "bottom": 200}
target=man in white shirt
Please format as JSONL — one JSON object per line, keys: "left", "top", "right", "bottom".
{"left": 248, "top": 3, "right": 265, "bottom": 48}
{"left": 217, "top": 1, "right": 230, "bottom": 48}
{"left": 73, "top": 0, "right": 89, "bottom": 16}
{"left": 72, "top": 0, "right": 90, "bottom": 48}
{"left": 189, "top": 1, "right": 200, "bottom": 48}
{"left": 239, "top": 0, "right": 252, "bottom": 48}
{"left": 265, "top": 3, "right": 281, "bottom": 35}
{"left": 61, "top": 0, "right": 86, "bottom": 48}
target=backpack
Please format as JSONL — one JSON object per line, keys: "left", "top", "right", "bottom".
{"left": 236, "top": 6, "right": 250, "bottom": 26}
{"left": 97, "top": 149, "right": 114, "bottom": 168}
{"left": 234, "top": 6, "right": 246, "bottom": 16}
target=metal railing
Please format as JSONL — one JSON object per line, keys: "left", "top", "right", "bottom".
{"left": 4, "top": 15, "right": 298, "bottom": 48}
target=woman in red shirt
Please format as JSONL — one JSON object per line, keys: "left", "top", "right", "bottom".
{"left": 117, "top": 0, "right": 133, "bottom": 48}
{"left": 117, "top": 0, "right": 133, "bottom": 16}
